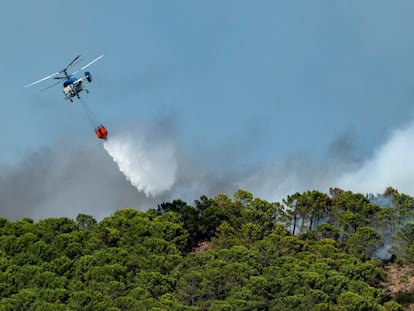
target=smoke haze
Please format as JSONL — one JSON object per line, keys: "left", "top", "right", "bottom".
{"left": 2, "top": 118, "right": 414, "bottom": 221}
{"left": 0, "top": 140, "right": 156, "bottom": 221}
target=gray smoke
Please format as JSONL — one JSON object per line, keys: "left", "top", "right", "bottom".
{"left": 0, "top": 140, "right": 156, "bottom": 221}
{"left": 2, "top": 117, "right": 414, "bottom": 222}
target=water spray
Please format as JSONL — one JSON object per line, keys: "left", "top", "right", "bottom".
{"left": 102, "top": 127, "right": 177, "bottom": 197}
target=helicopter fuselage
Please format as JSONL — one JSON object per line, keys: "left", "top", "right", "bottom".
{"left": 63, "top": 78, "right": 83, "bottom": 101}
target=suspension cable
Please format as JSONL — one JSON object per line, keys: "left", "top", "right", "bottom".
{"left": 79, "top": 97, "right": 101, "bottom": 129}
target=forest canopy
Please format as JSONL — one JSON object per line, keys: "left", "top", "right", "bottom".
{"left": 0, "top": 188, "right": 413, "bottom": 310}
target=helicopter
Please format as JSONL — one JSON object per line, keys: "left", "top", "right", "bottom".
{"left": 25, "top": 54, "right": 104, "bottom": 102}
{"left": 25, "top": 54, "right": 108, "bottom": 140}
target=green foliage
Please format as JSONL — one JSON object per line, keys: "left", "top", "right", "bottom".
{"left": 391, "top": 221, "right": 414, "bottom": 264}
{"left": 283, "top": 190, "right": 331, "bottom": 235}
{"left": 337, "top": 291, "right": 383, "bottom": 310}
{"left": 316, "top": 223, "right": 340, "bottom": 240}
{"left": 345, "top": 227, "right": 384, "bottom": 261}
{"left": 0, "top": 189, "right": 412, "bottom": 309}
{"left": 76, "top": 213, "right": 97, "bottom": 230}
{"left": 383, "top": 300, "right": 404, "bottom": 311}
{"left": 394, "top": 291, "right": 414, "bottom": 306}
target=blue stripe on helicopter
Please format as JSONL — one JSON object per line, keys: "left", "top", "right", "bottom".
{"left": 63, "top": 77, "right": 78, "bottom": 87}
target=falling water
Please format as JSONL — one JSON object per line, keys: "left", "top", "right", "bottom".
{"left": 103, "top": 128, "right": 177, "bottom": 197}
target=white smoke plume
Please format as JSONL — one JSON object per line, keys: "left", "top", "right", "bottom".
{"left": 103, "top": 124, "right": 177, "bottom": 197}
{"left": 232, "top": 121, "right": 414, "bottom": 204}
{"left": 336, "top": 121, "right": 414, "bottom": 195}
{"left": 101, "top": 119, "right": 414, "bottom": 204}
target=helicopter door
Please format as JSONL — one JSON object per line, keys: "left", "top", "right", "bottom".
{"left": 75, "top": 80, "right": 83, "bottom": 92}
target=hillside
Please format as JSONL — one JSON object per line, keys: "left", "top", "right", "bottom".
{"left": 0, "top": 188, "right": 413, "bottom": 310}
{"left": 384, "top": 264, "right": 414, "bottom": 310}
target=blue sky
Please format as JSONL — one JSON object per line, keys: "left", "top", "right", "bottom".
{"left": 2, "top": 1, "right": 414, "bottom": 219}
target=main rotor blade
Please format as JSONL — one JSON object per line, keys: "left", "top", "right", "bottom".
{"left": 71, "top": 55, "right": 104, "bottom": 75}
{"left": 41, "top": 80, "right": 62, "bottom": 91}
{"left": 66, "top": 54, "right": 81, "bottom": 69}
{"left": 24, "top": 71, "right": 60, "bottom": 88}
{"left": 81, "top": 55, "right": 104, "bottom": 70}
